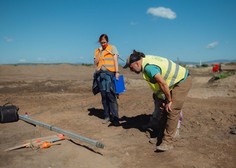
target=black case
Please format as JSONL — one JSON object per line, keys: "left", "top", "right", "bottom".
{"left": 0, "top": 104, "right": 19, "bottom": 123}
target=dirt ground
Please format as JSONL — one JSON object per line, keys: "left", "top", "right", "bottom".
{"left": 0, "top": 64, "right": 235, "bottom": 168}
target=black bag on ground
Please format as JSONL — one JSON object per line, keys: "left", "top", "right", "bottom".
{"left": 0, "top": 103, "right": 19, "bottom": 123}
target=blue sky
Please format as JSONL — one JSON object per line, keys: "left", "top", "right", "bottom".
{"left": 0, "top": 0, "right": 236, "bottom": 64}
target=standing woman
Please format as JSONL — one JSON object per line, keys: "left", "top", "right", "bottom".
{"left": 94, "top": 34, "right": 120, "bottom": 126}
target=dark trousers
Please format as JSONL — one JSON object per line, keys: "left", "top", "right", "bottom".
{"left": 101, "top": 91, "right": 119, "bottom": 119}
{"left": 97, "top": 70, "right": 119, "bottom": 120}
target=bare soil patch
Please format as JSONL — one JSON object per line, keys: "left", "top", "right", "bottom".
{"left": 0, "top": 64, "right": 235, "bottom": 168}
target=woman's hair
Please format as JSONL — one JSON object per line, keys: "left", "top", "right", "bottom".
{"left": 132, "top": 50, "right": 145, "bottom": 58}
{"left": 99, "top": 34, "right": 109, "bottom": 42}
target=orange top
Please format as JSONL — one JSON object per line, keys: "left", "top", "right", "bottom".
{"left": 95, "top": 44, "right": 116, "bottom": 72}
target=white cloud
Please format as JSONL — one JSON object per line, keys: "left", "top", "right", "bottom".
{"left": 19, "top": 59, "right": 27, "bottom": 63}
{"left": 130, "top": 21, "right": 138, "bottom": 26}
{"left": 147, "top": 7, "right": 176, "bottom": 19}
{"left": 206, "top": 41, "right": 219, "bottom": 49}
{"left": 4, "top": 36, "right": 14, "bottom": 42}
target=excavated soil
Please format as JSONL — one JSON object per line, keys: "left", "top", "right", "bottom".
{"left": 0, "top": 64, "right": 235, "bottom": 168}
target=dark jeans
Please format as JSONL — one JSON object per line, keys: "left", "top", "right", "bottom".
{"left": 101, "top": 91, "right": 119, "bottom": 119}
{"left": 97, "top": 70, "right": 119, "bottom": 120}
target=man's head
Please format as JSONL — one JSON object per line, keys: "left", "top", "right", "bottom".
{"left": 123, "top": 50, "right": 145, "bottom": 74}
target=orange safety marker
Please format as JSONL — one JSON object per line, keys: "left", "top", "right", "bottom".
{"left": 4, "top": 134, "right": 65, "bottom": 152}
{"left": 40, "top": 141, "right": 61, "bottom": 149}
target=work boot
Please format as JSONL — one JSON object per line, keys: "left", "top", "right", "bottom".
{"left": 112, "top": 117, "right": 121, "bottom": 127}
{"left": 156, "top": 142, "right": 173, "bottom": 152}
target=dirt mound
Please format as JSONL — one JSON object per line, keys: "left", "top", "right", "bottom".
{"left": 0, "top": 65, "right": 235, "bottom": 168}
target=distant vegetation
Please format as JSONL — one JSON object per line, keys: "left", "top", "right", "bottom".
{"left": 2, "top": 60, "right": 235, "bottom": 67}
{"left": 81, "top": 63, "right": 93, "bottom": 66}
{"left": 226, "top": 62, "right": 236, "bottom": 65}
{"left": 201, "top": 64, "right": 209, "bottom": 67}
{"left": 1, "top": 63, "right": 94, "bottom": 66}
{"left": 215, "top": 71, "right": 235, "bottom": 79}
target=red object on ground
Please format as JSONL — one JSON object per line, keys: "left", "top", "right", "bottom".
{"left": 212, "top": 64, "right": 219, "bottom": 72}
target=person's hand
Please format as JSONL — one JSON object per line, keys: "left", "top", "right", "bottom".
{"left": 165, "top": 101, "right": 172, "bottom": 112}
{"left": 162, "top": 100, "right": 172, "bottom": 112}
{"left": 115, "top": 72, "right": 120, "bottom": 80}
{"left": 94, "top": 57, "right": 100, "bottom": 65}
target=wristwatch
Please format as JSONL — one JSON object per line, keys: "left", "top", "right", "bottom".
{"left": 165, "top": 99, "right": 172, "bottom": 104}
